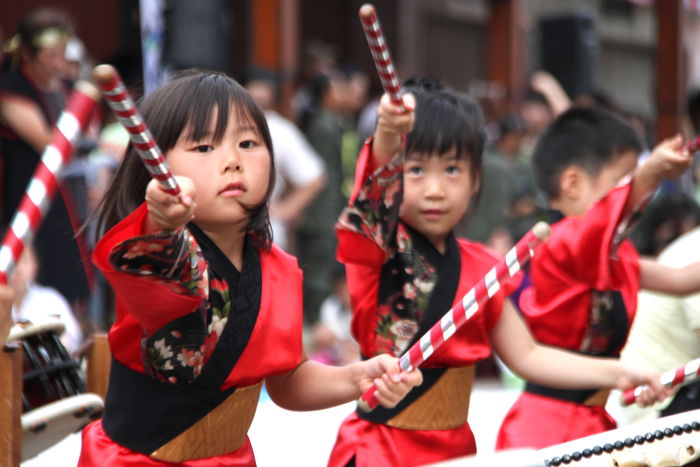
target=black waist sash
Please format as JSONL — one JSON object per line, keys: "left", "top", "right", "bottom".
{"left": 103, "top": 228, "right": 262, "bottom": 455}
{"left": 102, "top": 358, "right": 236, "bottom": 454}
{"left": 525, "top": 381, "right": 599, "bottom": 404}
{"left": 357, "top": 228, "right": 460, "bottom": 424}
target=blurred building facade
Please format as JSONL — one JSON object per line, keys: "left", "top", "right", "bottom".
{"left": 1, "top": 0, "right": 698, "bottom": 140}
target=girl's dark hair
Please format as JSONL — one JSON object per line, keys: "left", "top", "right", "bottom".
{"left": 532, "top": 106, "right": 642, "bottom": 200}
{"left": 402, "top": 77, "right": 486, "bottom": 183}
{"left": 94, "top": 70, "right": 276, "bottom": 250}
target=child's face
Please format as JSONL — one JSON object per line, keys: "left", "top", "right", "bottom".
{"left": 166, "top": 105, "right": 271, "bottom": 229}
{"left": 578, "top": 150, "right": 639, "bottom": 214}
{"left": 399, "top": 151, "right": 477, "bottom": 252}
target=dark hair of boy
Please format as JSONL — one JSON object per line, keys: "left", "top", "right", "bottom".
{"left": 532, "top": 106, "right": 643, "bottom": 200}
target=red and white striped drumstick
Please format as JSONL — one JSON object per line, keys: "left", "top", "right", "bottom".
{"left": 686, "top": 135, "right": 700, "bottom": 153}
{"left": 92, "top": 64, "right": 180, "bottom": 197}
{"left": 359, "top": 4, "right": 404, "bottom": 111}
{"left": 358, "top": 222, "right": 551, "bottom": 411}
{"left": 620, "top": 358, "right": 700, "bottom": 407}
{"left": 0, "top": 82, "right": 100, "bottom": 285}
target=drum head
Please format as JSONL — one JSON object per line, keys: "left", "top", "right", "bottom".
{"left": 8, "top": 319, "right": 66, "bottom": 342}
{"left": 21, "top": 393, "right": 103, "bottom": 461}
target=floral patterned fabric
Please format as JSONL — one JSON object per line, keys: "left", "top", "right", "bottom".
{"left": 337, "top": 153, "right": 441, "bottom": 357}
{"left": 109, "top": 227, "right": 232, "bottom": 384}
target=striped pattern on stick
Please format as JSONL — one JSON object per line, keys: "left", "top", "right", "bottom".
{"left": 359, "top": 4, "right": 404, "bottom": 110}
{"left": 0, "top": 82, "right": 99, "bottom": 284}
{"left": 93, "top": 64, "right": 180, "bottom": 196}
{"left": 358, "top": 221, "right": 551, "bottom": 411}
{"left": 686, "top": 136, "right": 700, "bottom": 154}
{"left": 621, "top": 358, "right": 700, "bottom": 406}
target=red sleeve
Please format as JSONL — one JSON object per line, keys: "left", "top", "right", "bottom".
{"left": 547, "top": 182, "right": 634, "bottom": 289}
{"left": 335, "top": 138, "right": 403, "bottom": 260}
{"left": 93, "top": 203, "right": 204, "bottom": 333}
{"left": 349, "top": 137, "right": 378, "bottom": 203}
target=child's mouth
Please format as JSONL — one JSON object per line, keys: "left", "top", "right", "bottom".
{"left": 422, "top": 209, "right": 445, "bottom": 220}
{"left": 219, "top": 182, "right": 246, "bottom": 197}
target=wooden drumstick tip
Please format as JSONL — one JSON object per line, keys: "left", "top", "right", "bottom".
{"left": 532, "top": 221, "right": 551, "bottom": 241}
{"left": 92, "top": 64, "right": 116, "bottom": 83}
{"left": 74, "top": 80, "right": 102, "bottom": 102}
{"left": 359, "top": 3, "right": 376, "bottom": 19}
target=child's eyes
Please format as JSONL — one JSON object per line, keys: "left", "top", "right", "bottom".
{"left": 445, "top": 165, "right": 460, "bottom": 175}
{"left": 406, "top": 166, "right": 423, "bottom": 175}
{"left": 239, "top": 140, "right": 257, "bottom": 149}
{"left": 193, "top": 145, "right": 214, "bottom": 153}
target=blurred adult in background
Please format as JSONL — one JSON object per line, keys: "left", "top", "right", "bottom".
{"left": 297, "top": 69, "right": 352, "bottom": 323}
{"left": 0, "top": 8, "right": 92, "bottom": 314}
{"left": 293, "top": 40, "right": 339, "bottom": 132}
{"left": 245, "top": 69, "right": 325, "bottom": 252}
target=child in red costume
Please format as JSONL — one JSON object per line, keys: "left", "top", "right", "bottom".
{"left": 497, "top": 107, "right": 700, "bottom": 450}
{"left": 327, "top": 79, "right": 671, "bottom": 467}
{"left": 78, "top": 71, "right": 422, "bottom": 467}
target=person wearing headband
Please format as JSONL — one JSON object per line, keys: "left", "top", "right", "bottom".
{"left": 0, "top": 8, "right": 92, "bottom": 315}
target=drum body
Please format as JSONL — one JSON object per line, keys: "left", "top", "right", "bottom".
{"left": 7, "top": 319, "right": 104, "bottom": 461}
{"left": 8, "top": 319, "right": 86, "bottom": 412}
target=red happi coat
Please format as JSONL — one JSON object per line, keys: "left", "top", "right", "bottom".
{"left": 328, "top": 141, "right": 517, "bottom": 467}
{"left": 497, "top": 183, "right": 641, "bottom": 450}
{"left": 79, "top": 204, "right": 303, "bottom": 466}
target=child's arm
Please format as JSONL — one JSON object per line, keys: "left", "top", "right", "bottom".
{"left": 491, "top": 300, "right": 671, "bottom": 406}
{"left": 371, "top": 92, "right": 415, "bottom": 167}
{"left": 639, "top": 258, "right": 700, "bottom": 295}
{"left": 264, "top": 354, "right": 422, "bottom": 411}
{"left": 626, "top": 135, "right": 692, "bottom": 216}
{"left": 144, "top": 176, "right": 197, "bottom": 233}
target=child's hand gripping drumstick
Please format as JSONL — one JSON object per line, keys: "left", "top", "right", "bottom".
{"left": 620, "top": 358, "right": 700, "bottom": 407}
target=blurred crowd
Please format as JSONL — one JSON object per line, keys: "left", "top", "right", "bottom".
{"left": 1, "top": 7, "right": 700, "bottom": 370}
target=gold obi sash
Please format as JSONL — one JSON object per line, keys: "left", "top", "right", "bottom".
{"left": 386, "top": 366, "right": 474, "bottom": 431}
{"left": 151, "top": 382, "right": 262, "bottom": 462}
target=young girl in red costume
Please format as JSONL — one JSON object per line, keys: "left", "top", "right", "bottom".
{"left": 326, "top": 79, "right": 671, "bottom": 467}
{"left": 496, "top": 107, "right": 700, "bottom": 450}
{"left": 78, "top": 70, "right": 422, "bottom": 466}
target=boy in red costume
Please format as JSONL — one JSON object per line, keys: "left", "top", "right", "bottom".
{"left": 497, "top": 107, "right": 700, "bottom": 450}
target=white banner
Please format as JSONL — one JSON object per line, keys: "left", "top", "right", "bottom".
{"left": 139, "top": 0, "right": 170, "bottom": 95}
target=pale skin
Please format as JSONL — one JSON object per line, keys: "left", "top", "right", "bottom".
{"left": 373, "top": 92, "right": 671, "bottom": 406}
{"left": 144, "top": 103, "right": 422, "bottom": 410}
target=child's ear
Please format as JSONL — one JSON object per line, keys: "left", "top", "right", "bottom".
{"left": 471, "top": 172, "right": 481, "bottom": 196}
{"left": 559, "top": 166, "right": 584, "bottom": 200}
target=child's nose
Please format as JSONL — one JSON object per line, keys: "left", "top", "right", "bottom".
{"left": 223, "top": 148, "right": 242, "bottom": 172}
{"left": 424, "top": 176, "right": 445, "bottom": 197}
